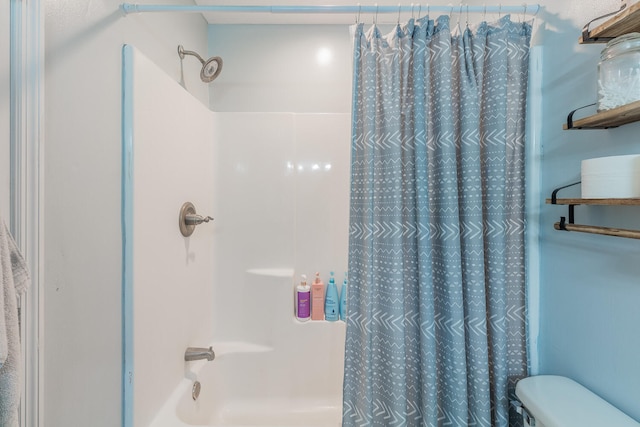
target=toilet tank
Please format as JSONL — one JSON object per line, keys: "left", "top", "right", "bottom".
{"left": 514, "top": 376, "right": 639, "bottom": 427}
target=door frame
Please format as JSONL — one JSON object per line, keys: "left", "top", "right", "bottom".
{"left": 10, "top": 1, "right": 44, "bottom": 426}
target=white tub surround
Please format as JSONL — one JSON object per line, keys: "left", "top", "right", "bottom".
{"left": 123, "top": 47, "right": 348, "bottom": 426}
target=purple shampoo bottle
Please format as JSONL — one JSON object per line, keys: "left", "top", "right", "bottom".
{"left": 295, "top": 274, "right": 311, "bottom": 322}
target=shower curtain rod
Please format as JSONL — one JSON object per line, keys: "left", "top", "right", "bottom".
{"left": 120, "top": 3, "right": 540, "bottom": 16}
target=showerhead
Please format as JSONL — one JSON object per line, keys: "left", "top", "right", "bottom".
{"left": 201, "top": 56, "right": 223, "bottom": 83}
{"left": 178, "top": 45, "right": 223, "bottom": 83}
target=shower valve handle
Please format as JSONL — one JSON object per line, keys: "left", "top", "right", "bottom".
{"left": 185, "top": 214, "right": 213, "bottom": 225}
{"left": 179, "top": 202, "right": 213, "bottom": 237}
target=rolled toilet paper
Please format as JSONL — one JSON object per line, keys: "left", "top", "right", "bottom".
{"left": 581, "top": 154, "right": 640, "bottom": 198}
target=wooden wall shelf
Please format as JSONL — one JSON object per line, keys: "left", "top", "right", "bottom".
{"left": 546, "top": 198, "right": 640, "bottom": 206}
{"left": 546, "top": 191, "right": 640, "bottom": 240}
{"left": 552, "top": 222, "right": 640, "bottom": 239}
{"left": 580, "top": 2, "right": 640, "bottom": 43}
{"left": 567, "top": 5, "right": 640, "bottom": 128}
{"left": 556, "top": 6, "right": 640, "bottom": 237}
{"left": 563, "top": 100, "right": 640, "bottom": 130}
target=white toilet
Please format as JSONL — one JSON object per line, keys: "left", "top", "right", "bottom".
{"left": 514, "top": 375, "right": 639, "bottom": 427}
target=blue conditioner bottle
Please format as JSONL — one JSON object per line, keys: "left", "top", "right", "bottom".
{"left": 324, "top": 272, "right": 339, "bottom": 322}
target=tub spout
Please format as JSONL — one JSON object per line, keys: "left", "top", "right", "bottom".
{"left": 185, "top": 346, "right": 215, "bottom": 362}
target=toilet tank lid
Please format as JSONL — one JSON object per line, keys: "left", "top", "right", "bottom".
{"left": 515, "top": 376, "right": 639, "bottom": 427}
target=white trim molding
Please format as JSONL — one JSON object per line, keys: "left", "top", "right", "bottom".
{"left": 525, "top": 44, "right": 543, "bottom": 376}
{"left": 10, "top": 0, "right": 44, "bottom": 426}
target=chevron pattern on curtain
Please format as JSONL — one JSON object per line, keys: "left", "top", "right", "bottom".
{"left": 343, "top": 14, "right": 532, "bottom": 427}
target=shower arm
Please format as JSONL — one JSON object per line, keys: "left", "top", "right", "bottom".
{"left": 178, "top": 45, "right": 205, "bottom": 65}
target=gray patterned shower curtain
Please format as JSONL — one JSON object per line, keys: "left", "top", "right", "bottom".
{"left": 343, "top": 15, "right": 532, "bottom": 427}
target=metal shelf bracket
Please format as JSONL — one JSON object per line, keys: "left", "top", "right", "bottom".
{"left": 550, "top": 182, "right": 581, "bottom": 231}
{"left": 581, "top": 2, "right": 627, "bottom": 43}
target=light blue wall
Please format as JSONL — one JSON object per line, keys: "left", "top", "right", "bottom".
{"left": 537, "top": 2, "right": 640, "bottom": 421}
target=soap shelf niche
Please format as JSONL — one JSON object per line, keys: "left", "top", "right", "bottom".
{"left": 547, "top": 183, "right": 640, "bottom": 239}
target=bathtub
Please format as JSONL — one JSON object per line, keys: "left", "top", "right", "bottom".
{"left": 150, "top": 337, "right": 344, "bottom": 427}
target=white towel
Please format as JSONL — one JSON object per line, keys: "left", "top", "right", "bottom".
{"left": 0, "top": 220, "right": 30, "bottom": 427}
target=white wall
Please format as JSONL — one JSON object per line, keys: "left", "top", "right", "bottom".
{"left": 1, "top": 1, "right": 9, "bottom": 222}
{"left": 44, "top": 1, "right": 209, "bottom": 425}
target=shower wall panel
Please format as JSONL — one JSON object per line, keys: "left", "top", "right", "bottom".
{"left": 211, "top": 112, "right": 349, "bottom": 399}
{"left": 124, "top": 45, "right": 216, "bottom": 427}
{"left": 210, "top": 113, "right": 296, "bottom": 341}
{"left": 208, "top": 25, "right": 352, "bottom": 114}
{"left": 293, "top": 114, "right": 350, "bottom": 280}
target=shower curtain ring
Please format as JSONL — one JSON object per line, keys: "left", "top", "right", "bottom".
{"left": 466, "top": 4, "right": 470, "bottom": 28}
{"left": 356, "top": 3, "right": 361, "bottom": 23}
{"left": 397, "top": 3, "right": 402, "bottom": 24}
{"left": 374, "top": 3, "right": 378, "bottom": 25}
{"left": 499, "top": 3, "right": 502, "bottom": 18}
{"left": 483, "top": 4, "right": 487, "bottom": 20}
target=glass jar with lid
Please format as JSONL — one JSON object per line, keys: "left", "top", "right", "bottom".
{"left": 597, "top": 32, "right": 640, "bottom": 111}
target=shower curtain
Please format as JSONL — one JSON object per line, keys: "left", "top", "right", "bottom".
{"left": 343, "top": 15, "right": 532, "bottom": 427}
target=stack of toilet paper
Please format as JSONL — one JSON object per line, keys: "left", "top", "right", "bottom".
{"left": 581, "top": 154, "right": 640, "bottom": 198}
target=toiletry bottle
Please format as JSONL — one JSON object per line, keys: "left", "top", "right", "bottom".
{"left": 324, "top": 272, "right": 339, "bottom": 322}
{"left": 296, "top": 274, "right": 311, "bottom": 322}
{"left": 311, "top": 272, "right": 325, "bottom": 321}
{"left": 339, "top": 272, "right": 348, "bottom": 321}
